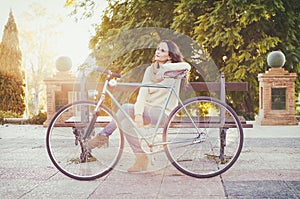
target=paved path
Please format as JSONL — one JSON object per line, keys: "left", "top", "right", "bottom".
{"left": 0, "top": 123, "right": 300, "bottom": 198}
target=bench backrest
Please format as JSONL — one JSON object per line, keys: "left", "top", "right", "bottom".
{"left": 78, "top": 72, "right": 248, "bottom": 103}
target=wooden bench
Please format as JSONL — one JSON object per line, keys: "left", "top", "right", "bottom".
{"left": 60, "top": 72, "right": 252, "bottom": 129}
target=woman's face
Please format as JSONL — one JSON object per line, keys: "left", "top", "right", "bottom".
{"left": 154, "top": 42, "right": 171, "bottom": 64}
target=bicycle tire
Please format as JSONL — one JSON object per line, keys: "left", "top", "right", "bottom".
{"left": 46, "top": 100, "right": 124, "bottom": 181}
{"left": 163, "top": 96, "right": 244, "bottom": 178}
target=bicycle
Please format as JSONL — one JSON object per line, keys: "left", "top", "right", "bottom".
{"left": 46, "top": 67, "right": 244, "bottom": 181}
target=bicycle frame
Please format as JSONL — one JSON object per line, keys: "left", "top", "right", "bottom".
{"left": 84, "top": 75, "right": 200, "bottom": 148}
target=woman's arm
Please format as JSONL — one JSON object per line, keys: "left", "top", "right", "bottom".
{"left": 155, "top": 62, "right": 191, "bottom": 81}
{"left": 162, "top": 62, "right": 191, "bottom": 72}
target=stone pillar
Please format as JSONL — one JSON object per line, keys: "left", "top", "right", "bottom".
{"left": 257, "top": 51, "right": 298, "bottom": 125}
{"left": 43, "top": 56, "right": 76, "bottom": 127}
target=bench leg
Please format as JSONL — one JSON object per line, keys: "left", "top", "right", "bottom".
{"left": 219, "top": 128, "right": 227, "bottom": 163}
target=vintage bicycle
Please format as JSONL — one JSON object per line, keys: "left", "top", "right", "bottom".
{"left": 46, "top": 67, "right": 244, "bottom": 181}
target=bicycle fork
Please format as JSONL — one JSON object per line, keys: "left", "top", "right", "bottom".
{"left": 83, "top": 78, "right": 109, "bottom": 141}
{"left": 72, "top": 126, "right": 92, "bottom": 163}
{"left": 79, "top": 80, "right": 110, "bottom": 162}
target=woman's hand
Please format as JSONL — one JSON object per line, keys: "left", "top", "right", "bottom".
{"left": 135, "top": 114, "right": 144, "bottom": 128}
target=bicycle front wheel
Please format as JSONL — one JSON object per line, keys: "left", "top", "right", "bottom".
{"left": 163, "top": 97, "right": 244, "bottom": 178}
{"left": 46, "top": 100, "right": 124, "bottom": 181}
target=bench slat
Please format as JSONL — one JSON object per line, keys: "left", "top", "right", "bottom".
{"left": 172, "top": 116, "right": 247, "bottom": 123}
{"left": 55, "top": 122, "right": 252, "bottom": 128}
{"left": 56, "top": 115, "right": 252, "bottom": 128}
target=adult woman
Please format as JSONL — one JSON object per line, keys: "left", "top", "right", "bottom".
{"left": 87, "top": 40, "right": 191, "bottom": 172}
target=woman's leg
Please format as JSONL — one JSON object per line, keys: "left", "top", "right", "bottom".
{"left": 126, "top": 106, "right": 167, "bottom": 172}
{"left": 99, "top": 103, "right": 134, "bottom": 136}
{"left": 114, "top": 104, "right": 145, "bottom": 154}
{"left": 88, "top": 104, "right": 167, "bottom": 154}
{"left": 101, "top": 104, "right": 167, "bottom": 152}
{"left": 89, "top": 103, "right": 144, "bottom": 153}
{"left": 119, "top": 105, "right": 167, "bottom": 154}
{"left": 87, "top": 104, "right": 134, "bottom": 149}
{"left": 143, "top": 106, "right": 167, "bottom": 127}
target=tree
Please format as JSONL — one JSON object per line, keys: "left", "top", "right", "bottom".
{"left": 0, "top": 10, "right": 25, "bottom": 116}
{"left": 178, "top": 0, "right": 300, "bottom": 119}
{"left": 67, "top": 0, "right": 300, "bottom": 119}
{"left": 0, "top": 10, "right": 22, "bottom": 77}
{"left": 19, "top": 2, "right": 61, "bottom": 116}
{"left": 0, "top": 73, "right": 25, "bottom": 115}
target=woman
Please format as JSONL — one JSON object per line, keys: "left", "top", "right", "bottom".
{"left": 87, "top": 40, "right": 191, "bottom": 172}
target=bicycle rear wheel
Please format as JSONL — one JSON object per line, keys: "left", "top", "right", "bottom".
{"left": 46, "top": 100, "right": 124, "bottom": 181}
{"left": 163, "top": 97, "right": 243, "bottom": 178}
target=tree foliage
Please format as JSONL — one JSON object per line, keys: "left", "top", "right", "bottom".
{"left": 89, "top": 0, "right": 179, "bottom": 74}
{"left": 0, "top": 10, "right": 22, "bottom": 78}
{"left": 67, "top": 0, "right": 300, "bottom": 119}
{"left": 0, "top": 72, "right": 25, "bottom": 115}
{"left": 189, "top": 0, "right": 300, "bottom": 118}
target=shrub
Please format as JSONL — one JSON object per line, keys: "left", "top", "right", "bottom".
{"left": 0, "top": 72, "right": 25, "bottom": 115}
{"left": 29, "top": 111, "right": 47, "bottom": 125}
{"left": 0, "top": 110, "right": 21, "bottom": 124}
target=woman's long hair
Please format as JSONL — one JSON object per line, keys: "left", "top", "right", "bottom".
{"left": 162, "top": 40, "right": 184, "bottom": 63}
{"left": 161, "top": 40, "right": 189, "bottom": 88}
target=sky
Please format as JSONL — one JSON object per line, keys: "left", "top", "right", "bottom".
{"left": 0, "top": 0, "right": 107, "bottom": 67}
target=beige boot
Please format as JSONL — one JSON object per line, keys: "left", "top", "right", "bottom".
{"left": 86, "top": 134, "right": 109, "bottom": 149}
{"left": 127, "top": 153, "right": 148, "bottom": 172}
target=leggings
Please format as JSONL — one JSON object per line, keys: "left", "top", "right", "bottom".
{"left": 99, "top": 104, "right": 167, "bottom": 154}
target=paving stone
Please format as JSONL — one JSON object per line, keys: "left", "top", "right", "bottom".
{"left": 0, "top": 124, "right": 300, "bottom": 198}
{"left": 225, "top": 180, "right": 300, "bottom": 199}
